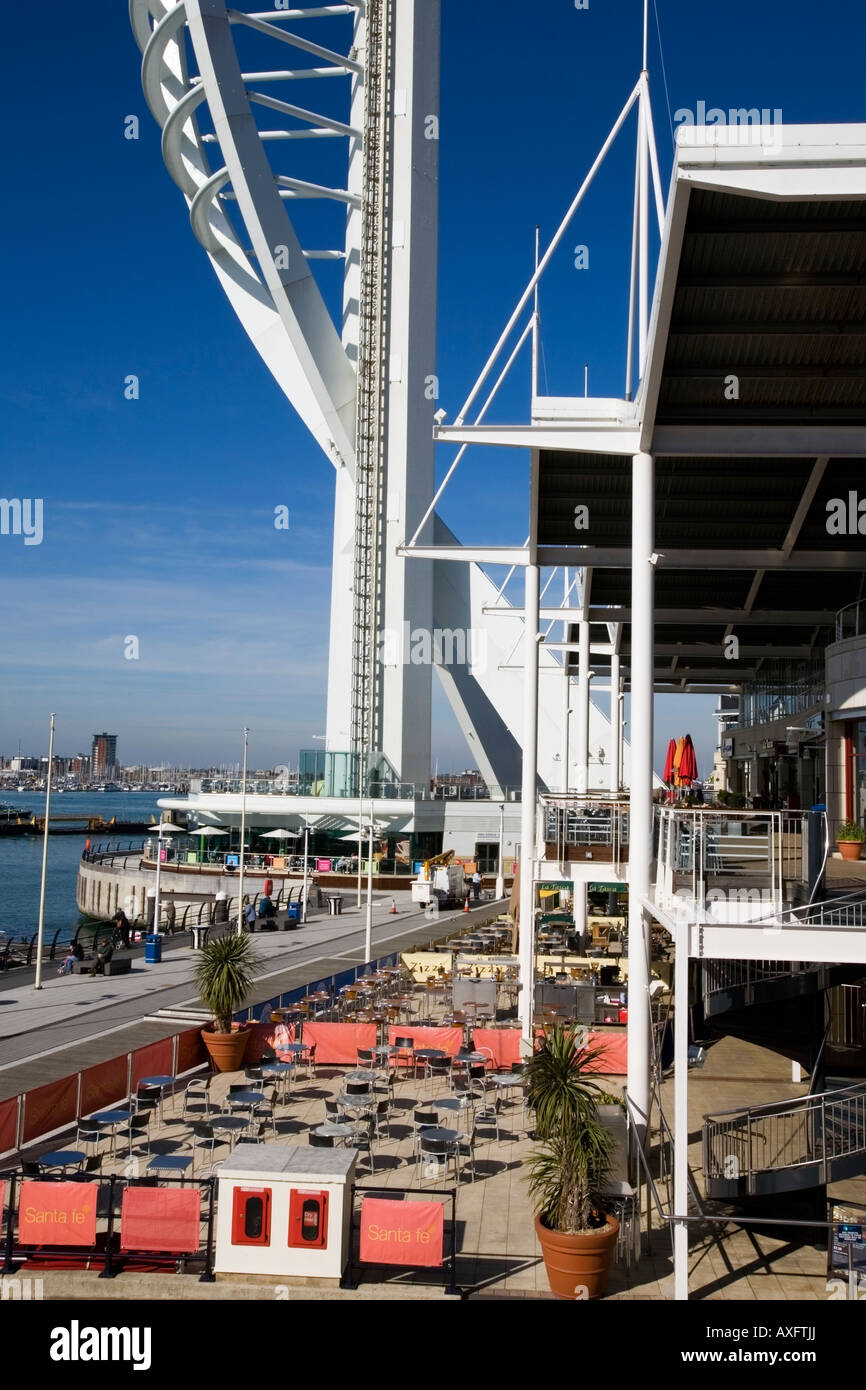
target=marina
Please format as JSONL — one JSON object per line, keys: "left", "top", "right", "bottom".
{"left": 1, "top": 0, "right": 865, "bottom": 1346}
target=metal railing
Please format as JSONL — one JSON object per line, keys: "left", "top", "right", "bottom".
{"left": 700, "top": 958, "right": 813, "bottom": 1004}
{"left": 542, "top": 797, "right": 630, "bottom": 873}
{"left": 835, "top": 598, "right": 866, "bottom": 643}
{"left": 192, "top": 779, "right": 522, "bottom": 801}
{"left": 704, "top": 1080, "right": 866, "bottom": 1190}
{"left": 654, "top": 807, "right": 815, "bottom": 918}
{"left": 769, "top": 886, "right": 866, "bottom": 931}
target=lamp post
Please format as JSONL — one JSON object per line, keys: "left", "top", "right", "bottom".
{"left": 152, "top": 825, "right": 166, "bottom": 935}
{"left": 365, "top": 818, "right": 375, "bottom": 964}
{"left": 237, "top": 727, "right": 249, "bottom": 934}
{"left": 34, "top": 712, "right": 56, "bottom": 991}
{"left": 301, "top": 820, "right": 310, "bottom": 923}
{"left": 496, "top": 803, "right": 505, "bottom": 900}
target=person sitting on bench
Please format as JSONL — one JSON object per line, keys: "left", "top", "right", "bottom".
{"left": 90, "top": 941, "right": 114, "bottom": 976}
{"left": 257, "top": 894, "right": 276, "bottom": 921}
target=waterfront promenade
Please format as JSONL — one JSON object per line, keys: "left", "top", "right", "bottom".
{"left": 0, "top": 895, "right": 503, "bottom": 1101}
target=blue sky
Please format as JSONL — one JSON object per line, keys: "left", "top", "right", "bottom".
{"left": 1, "top": 0, "right": 863, "bottom": 776}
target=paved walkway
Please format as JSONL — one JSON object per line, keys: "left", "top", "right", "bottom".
{"left": 0, "top": 896, "right": 505, "bottom": 1100}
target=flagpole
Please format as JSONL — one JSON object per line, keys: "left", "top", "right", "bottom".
{"left": 34, "top": 712, "right": 56, "bottom": 991}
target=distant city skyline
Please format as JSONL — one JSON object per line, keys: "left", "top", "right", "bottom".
{"left": 2, "top": 2, "right": 858, "bottom": 784}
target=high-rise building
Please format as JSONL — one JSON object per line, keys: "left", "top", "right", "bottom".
{"left": 91, "top": 733, "right": 117, "bottom": 779}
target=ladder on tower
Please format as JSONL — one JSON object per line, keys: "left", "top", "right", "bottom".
{"left": 350, "top": 0, "right": 392, "bottom": 786}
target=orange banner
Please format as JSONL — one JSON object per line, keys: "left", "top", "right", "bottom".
{"left": 0, "top": 1098, "right": 17, "bottom": 1156}
{"left": 80, "top": 1056, "right": 128, "bottom": 1118}
{"left": 302, "top": 1022, "right": 377, "bottom": 1065}
{"left": 22, "top": 1076, "right": 78, "bottom": 1146}
{"left": 120, "top": 1186, "right": 202, "bottom": 1253}
{"left": 387, "top": 1025, "right": 463, "bottom": 1060}
{"left": 359, "top": 1198, "right": 444, "bottom": 1267}
{"left": 472, "top": 1028, "right": 521, "bottom": 1069}
{"left": 18, "top": 1181, "right": 98, "bottom": 1246}
{"left": 131, "top": 1040, "right": 173, "bottom": 1090}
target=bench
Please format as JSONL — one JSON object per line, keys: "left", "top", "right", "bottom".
{"left": 72, "top": 956, "right": 132, "bottom": 977}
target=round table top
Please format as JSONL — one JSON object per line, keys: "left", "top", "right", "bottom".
{"left": 434, "top": 1097, "right": 470, "bottom": 1113}
{"left": 420, "top": 1127, "right": 461, "bottom": 1145}
{"left": 280, "top": 1042, "right": 309, "bottom": 1054}
{"left": 314, "top": 1122, "right": 355, "bottom": 1138}
{"left": 228, "top": 1090, "right": 266, "bottom": 1105}
{"left": 260, "top": 1062, "right": 294, "bottom": 1073}
{"left": 210, "top": 1114, "right": 249, "bottom": 1130}
{"left": 489, "top": 1071, "right": 523, "bottom": 1086}
{"left": 413, "top": 1048, "right": 448, "bottom": 1060}
{"left": 337, "top": 1092, "right": 376, "bottom": 1108}
{"left": 371, "top": 1045, "right": 397, "bottom": 1056}
{"left": 146, "top": 1154, "right": 192, "bottom": 1170}
{"left": 139, "top": 1075, "right": 174, "bottom": 1087}
{"left": 39, "top": 1150, "right": 86, "bottom": 1167}
{"left": 344, "top": 1070, "right": 375, "bottom": 1084}
{"left": 94, "top": 1109, "right": 132, "bottom": 1124}
{"left": 453, "top": 1053, "right": 487, "bottom": 1065}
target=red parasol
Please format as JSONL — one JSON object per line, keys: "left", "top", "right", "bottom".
{"left": 679, "top": 734, "right": 698, "bottom": 786}
{"left": 662, "top": 738, "right": 677, "bottom": 783}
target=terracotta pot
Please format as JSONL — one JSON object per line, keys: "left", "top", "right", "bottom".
{"left": 201, "top": 1026, "right": 250, "bottom": 1073}
{"left": 535, "top": 1213, "right": 619, "bottom": 1300}
{"left": 837, "top": 840, "right": 864, "bottom": 862}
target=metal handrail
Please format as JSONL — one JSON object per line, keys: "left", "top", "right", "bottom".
{"left": 835, "top": 597, "right": 866, "bottom": 642}
{"left": 705, "top": 1080, "right": 866, "bottom": 1185}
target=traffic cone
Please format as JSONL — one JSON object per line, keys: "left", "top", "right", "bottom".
{"left": 390, "top": 899, "right": 398, "bottom": 915}
{"left": 463, "top": 897, "right": 470, "bottom": 913}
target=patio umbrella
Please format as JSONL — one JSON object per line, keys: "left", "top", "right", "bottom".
{"left": 663, "top": 739, "right": 677, "bottom": 784}
{"left": 679, "top": 734, "right": 698, "bottom": 787}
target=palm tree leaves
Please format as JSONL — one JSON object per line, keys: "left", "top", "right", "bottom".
{"left": 195, "top": 932, "right": 261, "bottom": 1034}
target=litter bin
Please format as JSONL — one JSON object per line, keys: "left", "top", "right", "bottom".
{"left": 145, "top": 934, "right": 163, "bottom": 964}
{"left": 286, "top": 901, "right": 301, "bottom": 925}
{"left": 326, "top": 895, "right": 343, "bottom": 917}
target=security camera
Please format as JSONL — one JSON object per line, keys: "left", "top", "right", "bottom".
{"left": 433, "top": 407, "right": 447, "bottom": 425}
{"left": 648, "top": 552, "right": 661, "bottom": 567}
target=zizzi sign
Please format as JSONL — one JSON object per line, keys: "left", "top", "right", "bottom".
{"left": 17, "top": 1182, "right": 98, "bottom": 1246}
{"left": 359, "top": 1198, "right": 444, "bottom": 1268}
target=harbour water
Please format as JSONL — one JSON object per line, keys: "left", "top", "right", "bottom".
{"left": 0, "top": 791, "right": 163, "bottom": 945}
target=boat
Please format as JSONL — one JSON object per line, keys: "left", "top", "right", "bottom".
{"left": 0, "top": 802, "right": 32, "bottom": 822}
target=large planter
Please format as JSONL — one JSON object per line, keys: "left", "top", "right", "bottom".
{"left": 535, "top": 1213, "right": 619, "bottom": 1300}
{"left": 201, "top": 1026, "right": 250, "bottom": 1073}
{"left": 837, "top": 840, "right": 864, "bottom": 862}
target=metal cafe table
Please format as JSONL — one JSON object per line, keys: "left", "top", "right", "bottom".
{"left": 313, "top": 1121, "right": 356, "bottom": 1146}
{"left": 93, "top": 1109, "right": 134, "bottom": 1157}
{"left": 260, "top": 1061, "right": 294, "bottom": 1102}
{"left": 146, "top": 1154, "right": 193, "bottom": 1182}
{"left": 209, "top": 1114, "right": 249, "bottom": 1148}
{"left": 38, "top": 1149, "right": 86, "bottom": 1173}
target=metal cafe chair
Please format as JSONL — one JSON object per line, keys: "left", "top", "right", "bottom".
{"left": 412, "top": 1109, "right": 439, "bottom": 1155}
{"left": 418, "top": 1136, "right": 459, "bottom": 1186}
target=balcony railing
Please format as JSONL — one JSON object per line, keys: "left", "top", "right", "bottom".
{"left": 835, "top": 597, "right": 866, "bottom": 642}
{"left": 704, "top": 1081, "right": 866, "bottom": 1193}
{"left": 190, "top": 779, "right": 521, "bottom": 802}
{"left": 541, "top": 796, "right": 630, "bottom": 873}
{"left": 654, "top": 806, "right": 818, "bottom": 920}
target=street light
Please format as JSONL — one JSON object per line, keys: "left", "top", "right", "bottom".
{"left": 34, "top": 712, "right": 56, "bottom": 991}
{"left": 237, "top": 727, "right": 249, "bottom": 934}
{"left": 496, "top": 802, "right": 505, "bottom": 901}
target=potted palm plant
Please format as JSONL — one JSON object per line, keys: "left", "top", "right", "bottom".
{"left": 836, "top": 821, "right": 866, "bottom": 862}
{"left": 196, "top": 931, "right": 261, "bottom": 1072}
{"left": 526, "top": 1024, "right": 619, "bottom": 1299}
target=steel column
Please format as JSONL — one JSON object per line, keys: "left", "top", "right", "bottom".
{"left": 627, "top": 451, "right": 655, "bottom": 1137}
